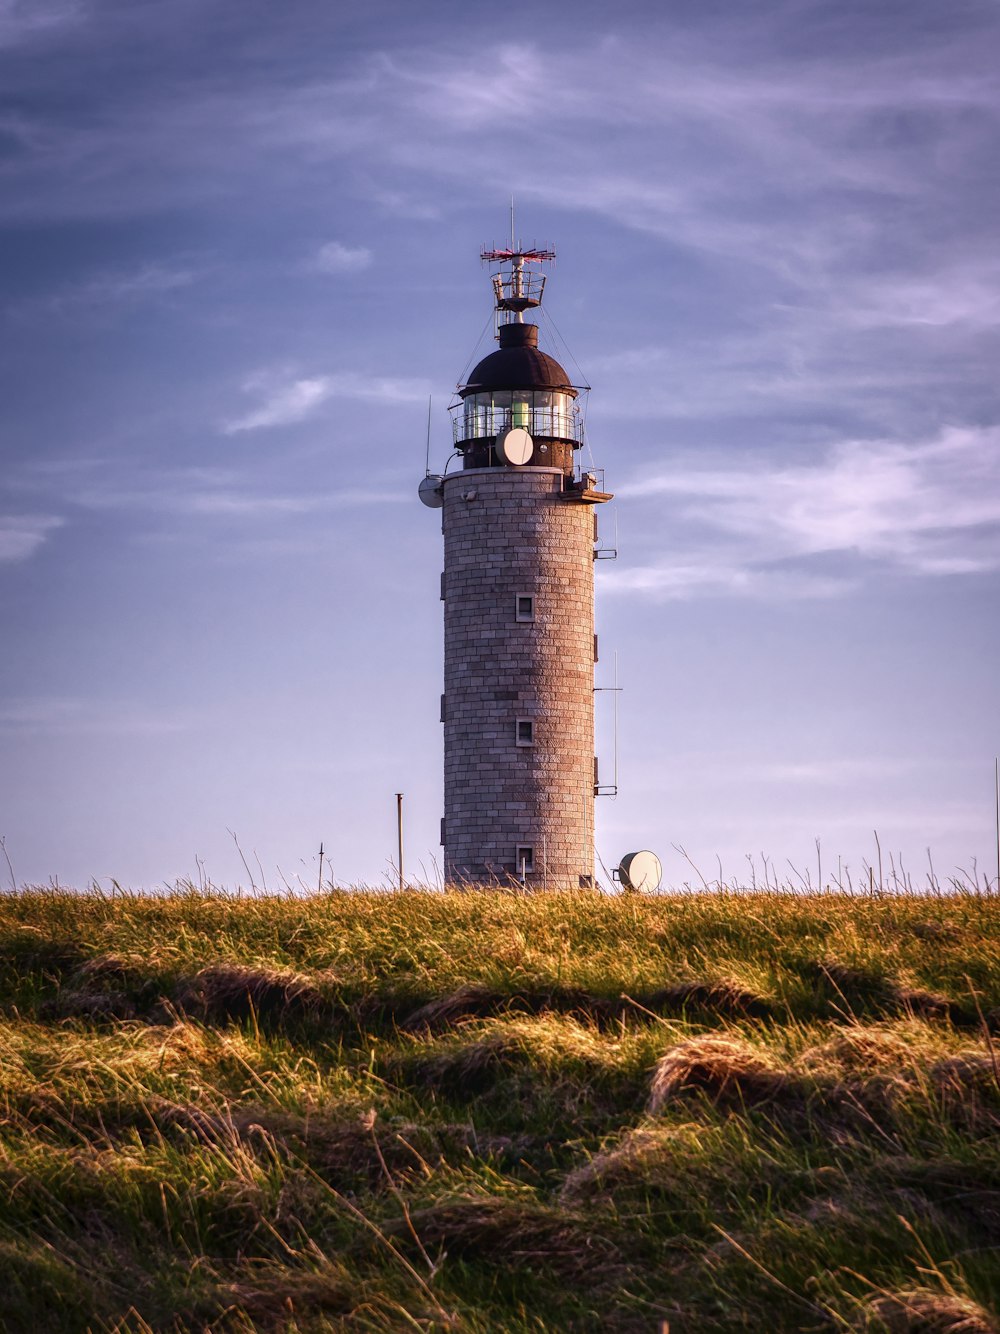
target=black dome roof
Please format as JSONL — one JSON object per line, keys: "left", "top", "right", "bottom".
{"left": 460, "top": 323, "right": 576, "bottom": 398}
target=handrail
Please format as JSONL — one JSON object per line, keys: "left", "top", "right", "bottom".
{"left": 452, "top": 404, "right": 584, "bottom": 446}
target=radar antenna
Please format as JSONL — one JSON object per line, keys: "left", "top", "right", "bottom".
{"left": 481, "top": 233, "right": 556, "bottom": 332}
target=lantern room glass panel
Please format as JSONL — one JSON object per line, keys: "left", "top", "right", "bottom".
{"left": 461, "top": 390, "right": 577, "bottom": 442}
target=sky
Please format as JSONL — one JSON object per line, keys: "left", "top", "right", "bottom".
{"left": 1, "top": 0, "right": 998, "bottom": 893}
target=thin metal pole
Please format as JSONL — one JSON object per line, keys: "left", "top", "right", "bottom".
{"left": 317, "top": 841, "right": 324, "bottom": 894}
{"left": 995, "top": 756, "right": 999, "bottom": 895}
{"left": 424, "top": 396, "right": 432, "bottom": 477}
{"left": 395, "top": 793, "right": 404, "bottom": 892}
{"left": 583, "top": 788, "right": 588, "bottom": 887}
{"left": 613, "top": 650, "right": 619, "bottom": 791}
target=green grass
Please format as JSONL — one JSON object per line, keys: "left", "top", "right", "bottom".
{"left": 1, "top": 887, "right": 999, "bottom": 1331}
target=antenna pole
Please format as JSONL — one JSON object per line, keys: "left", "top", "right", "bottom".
{"left": 424, "top": 396, "right": 432, "bottom": 477}
{"left": 317, "top": 841, "right": 324, "bottom": 893}
{"left": 995, "top": 755, "right": 999, "bottom": 894}
{"left": 480, "top": 240, "right": 556, "bottom": 332}
{"left": 613, "top": 651, "right": 619, "bottom": 792}
{"left": 395, "top": 792, "right": 404, "bottom": 892}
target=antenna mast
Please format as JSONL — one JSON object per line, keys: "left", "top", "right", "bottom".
{"left": 424, "top": 396, "right": 432, "bottom": 477}
{"left": 481, "top": 239, "right": 556, "bottom": 335}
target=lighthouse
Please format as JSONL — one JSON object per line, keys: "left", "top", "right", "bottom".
{"left": 423, "top": 242, "right": 612, "bottom": 888}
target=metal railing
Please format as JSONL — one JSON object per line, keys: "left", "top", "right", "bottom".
{"left": 453, "top": 404, "right": 584, "bottom": 446}
{"left": 573, "top": 465, "right": 606, "bottom": 491}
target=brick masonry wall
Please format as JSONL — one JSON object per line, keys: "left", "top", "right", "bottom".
{"left": 441, "top": 466, "right": 596, "bottom": 887}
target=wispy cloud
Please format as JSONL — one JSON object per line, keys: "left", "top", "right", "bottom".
{"left": 603, "top": 560, "right": 855, "bottom": 601}
{"left": 314, "top": 240, "right": 372, "bottom": 274}
{"left": 6, "top": 260, "right": 201, "bottom": 322}
{"left": 69, "top": 261, "right": 197, "bottom": 302}
{"left": 181, "top": 487, "right": 406, "bottom": 516}
{"left": 0, "top": 514, "right": 62, "bottom": 561}
{"left": 367, "top": 187, "right": 440, "bottom": 221}
{"left": 0, "top": 0, "right": 82, "bottom": 49}
{"left": 631, "top": 751, "right": 915, "bottom": 787}
{"left": 222, "top": 368, "right": 431, "bottom": 433}
{"left": 223, "top": 376, "right": 331, "bottom": 432}
{"left": 832, "top": 262, "right": 1000, "bottom": 333}
{"left": 17, "top": 462, "right": 408, "bottom": 521}
{"left": 3, "top": 10, "right": 998, "bottom": 407}
{"left": 606, "top": 425, "right": 1000, "bottom": 598}
{"left": 751, "top": 758, "right": 915, "bottom": 785}
{"left": 0, "top": 695, "right": 191, "bottom": 736}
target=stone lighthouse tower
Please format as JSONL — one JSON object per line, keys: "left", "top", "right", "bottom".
{"left": 426, "top": 242, "right": 611, "bottom": 888}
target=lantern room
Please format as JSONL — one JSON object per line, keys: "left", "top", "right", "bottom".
{"left": 451, "top": 247, "right": 586, "bottom": 473}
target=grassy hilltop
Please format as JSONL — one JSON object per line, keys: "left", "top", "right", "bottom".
{"left": 2, "top": 887, "right": 1000, "bottom": 1333}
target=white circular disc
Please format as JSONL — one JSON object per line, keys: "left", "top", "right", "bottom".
{"left": 418, "top": 475, "right": 444, "bottom": 508}
{"left": 497, "top": 427, "right": 534, "bottom": 466}
{"left": 619, "top": 850, "right": 662, "bottom": 892}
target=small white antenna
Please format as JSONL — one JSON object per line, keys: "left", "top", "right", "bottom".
{"left": 424, "top": 396, "right": 432, "bottom": 477}
{"left": 510, "top": 195, "right": 515, "bottom": 250}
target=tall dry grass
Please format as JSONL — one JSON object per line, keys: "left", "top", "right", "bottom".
{"left": 0, "top": 887, "right": 998, "bottom": 1331}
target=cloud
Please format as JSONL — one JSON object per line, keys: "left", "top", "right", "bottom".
{"left": 6, "top": 260, "right": 201, "bottom": 322}
{"left": 223, "top": 376, "right": 331, "bottom": 432}
{"left": 834, "top": 263, "right": 1000, "bottom": 333}
{"left": 314, "top": 240, "right": 371, "bottom": 274}
{"left": 182, "top": 487, "right": 406, "bottom": 516}
{"left": 644, "top": 427, "right": 1000, "bottom": 566}
{"left": 367, "top": 187, "right": 440, "bottom": 221}
{"left": 2, "top": 1, "right": 997, "bottom": 495}
{"left": 0, "top": 695, "right": 191, "bottom": 736}
{"left": 751, "top": 758, "right": 914, "bottom": 785}
{"left": 606, "top": 425, "right": 1000, "bottom": 599}
{"left": 0, "top": 514, "right": 62, "bottom": 561}
{"left": 0, "top": 0, "right": 82, "bottom": 49}
{"left": 21, "top": 461, "right": 408, "bottom": 520}
{"left": 222, "top": 369, "right": 431, "bottom": 433}
{"left": 73, "top": 261, "right": 197, "bottom": 301}
{"left": 602, "top": 560, "right": 855, "bottom": 601}
{"left": 365, "top": 25, "right": 1000, "bottom": 287}
{"left": 5, "top": 14, "right": 996, "bottom": 267}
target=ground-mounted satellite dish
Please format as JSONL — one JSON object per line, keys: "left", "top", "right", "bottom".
{"left": 418, "top": 475, "right": 444, "bottom": 508}
{"left": 618, "top": 850, "right": 662, "bottom": 893}
{"left": 497, "top": 427, "right": 534, "bottom": 466}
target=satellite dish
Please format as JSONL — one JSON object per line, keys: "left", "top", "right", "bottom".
{"left": 618, "top": 850, "right": 662, "bottom": 893}
{"left": 497, "top": 427, "right": 534, "bottom": 466}
{"left": 418, "top": 475, "right": 444, "bottom": 508}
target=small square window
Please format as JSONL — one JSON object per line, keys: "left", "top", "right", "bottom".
{"left": 516, "top": 718, "right": 534, "bottom": 746}
{"left": 516, "top": 846, "right": 535, "bottom": 874}
{"left": 515, "top": 594, "right": 535, "bottom": 622}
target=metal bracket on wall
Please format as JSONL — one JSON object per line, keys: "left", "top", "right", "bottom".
{"left": 593, "top": 651, "right": 622, "bottom": 799}
{"left": 593, "top": 503, "right": 618, "bottom": 558}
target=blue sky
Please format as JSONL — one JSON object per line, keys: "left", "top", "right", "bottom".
{"left": 1, "top": 0, "right": 998, "bottom": 892}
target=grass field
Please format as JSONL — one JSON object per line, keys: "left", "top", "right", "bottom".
{"left": 1, "top": 886, "right": 999, "bottom": 1332}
